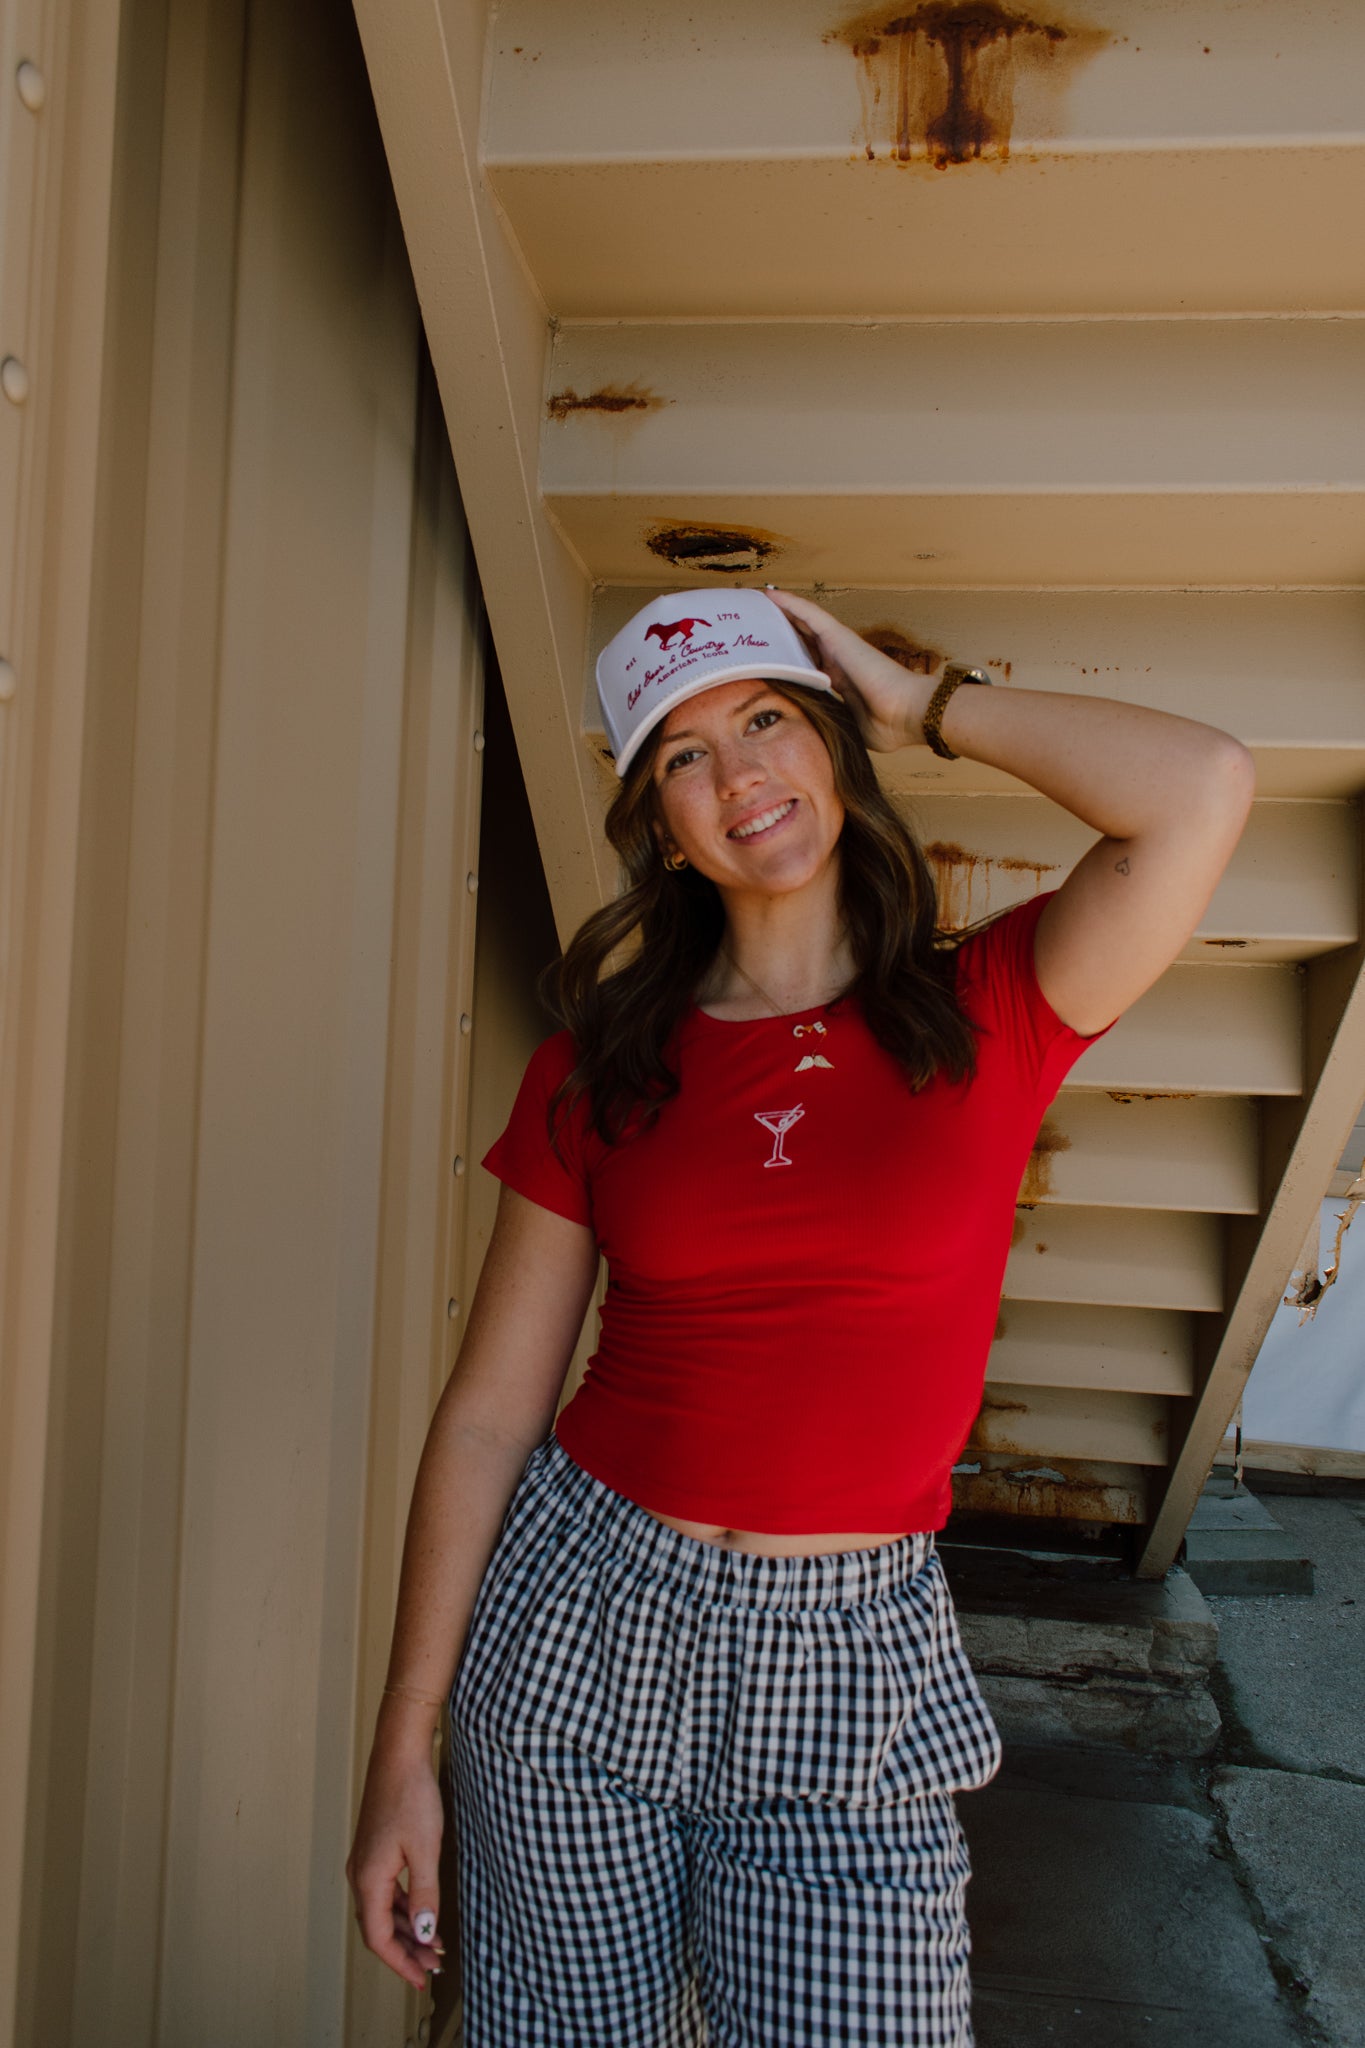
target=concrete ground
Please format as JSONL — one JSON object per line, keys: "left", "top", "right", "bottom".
{"left": 960, "top": 1491, "right": 1365, "bottom": 2047}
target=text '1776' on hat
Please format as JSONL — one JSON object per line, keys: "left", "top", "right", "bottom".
{"left": 596, "top": 588, "right": 835, "bottom": 778}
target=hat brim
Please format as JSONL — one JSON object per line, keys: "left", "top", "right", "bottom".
{"left": 611, "top": 663, "right": 835, "bottom": 779}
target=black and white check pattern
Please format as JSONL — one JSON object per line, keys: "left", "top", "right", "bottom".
{"left": 451, "top": 1438, "right": 1001, "bottom": 2046}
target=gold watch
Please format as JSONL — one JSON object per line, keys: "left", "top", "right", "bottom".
{"left": 922, "top": 665, "right": 991, "bottom": 761}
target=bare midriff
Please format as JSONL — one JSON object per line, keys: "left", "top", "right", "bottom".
{"left": 642, "top": 1507, "right": 913, "bottom": 1557}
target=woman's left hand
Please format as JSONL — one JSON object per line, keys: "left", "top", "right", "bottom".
{"left": 769, "top": 584, "right": 1255, "bottom": 1041}
{"left": 763, "top": 588, "right": 931, "bottom": 754}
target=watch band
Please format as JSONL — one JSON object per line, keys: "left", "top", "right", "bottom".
{"left": 922, "top": 665, "right": 991, "bottom": 761}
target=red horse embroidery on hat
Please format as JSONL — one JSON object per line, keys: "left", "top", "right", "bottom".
{"left": 645, "top": 617, "right": 711, "bottom": 651}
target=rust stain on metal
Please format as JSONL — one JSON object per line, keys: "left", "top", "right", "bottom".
{"left": 1010, "top": 1213, "right": 1027, "bottom": 1247}
{"left": 923, "top": 837, "right": 1058, "bottom": 931}
{"left": 826, "top": 3, "right": 1109, "bottom": 169}
{"left": 952, "top": 1464, "right": 1145, "bottom": 1523}
{"left": 861, "top": 624, "right": 944, "bottom": 674}
{"left": 1017, "top": 1119, "right": 1070, "bottom": 1208}
{"left": 645, "top": 523, "right": 783, "bottom": 576}
{"left": 546, "top": 382, "right": 670, "bottom": 423}
{"left": 1106, "top": 1090, "right": 1197, "bottom": 1104}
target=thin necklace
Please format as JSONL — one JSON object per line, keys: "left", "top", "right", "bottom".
{"left": 719, "top": 948, "right": 838, "bottom": 1072}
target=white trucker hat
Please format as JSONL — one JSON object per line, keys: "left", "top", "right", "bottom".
{"left": 596, "top": 588, "right": 835, "bottom": 778}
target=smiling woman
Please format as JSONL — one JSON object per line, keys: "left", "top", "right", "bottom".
{"left": 347, "top": 584, "right": 1254, "bottom": 2045}
{"left": 654, "top": 680, "right": 840, "bottom": 871}
{"left": 553, "top": 649, "right": 978, "bottom": 1150}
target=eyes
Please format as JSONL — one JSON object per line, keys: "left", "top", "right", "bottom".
{"left": 660, "top": 705, "right": 784, "bottom": 777}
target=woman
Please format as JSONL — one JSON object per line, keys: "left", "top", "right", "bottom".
{"left": 347, "top": 586, "right": 1253, "bottom": 2045}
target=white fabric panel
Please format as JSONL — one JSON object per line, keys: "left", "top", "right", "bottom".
{"left": 1243, "top": 1199, "right": 1365, "bottom": 1454}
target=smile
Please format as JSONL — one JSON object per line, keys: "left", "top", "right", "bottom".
{"left": 728, "top": 799, "right": 796, "bottom": 841}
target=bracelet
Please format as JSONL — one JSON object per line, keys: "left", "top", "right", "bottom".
{"left": 922, "top": 664, "right": 991, "bottom": 761}
{"left": 383, "top": 1682, "right": 446, "bottom": 1710}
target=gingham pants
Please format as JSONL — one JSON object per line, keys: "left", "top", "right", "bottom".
{"left": 450, "top": 1436, "right": 1002, "bottom": 2047}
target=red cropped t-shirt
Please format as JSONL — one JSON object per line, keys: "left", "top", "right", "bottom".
{"left": 483, "top": 892, "right": 1109, "bottom": 1534}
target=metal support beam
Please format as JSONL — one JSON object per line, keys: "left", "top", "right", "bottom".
{"left": 350, "top": 0, "right": 611, "bottom": 942}
{"left": 1138, "top": 814, "right": 1365, "bottom": 1577}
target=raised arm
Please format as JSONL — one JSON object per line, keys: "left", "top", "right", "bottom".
{"left": 766, "top": 589, "right": 1255, "bottom": 1036}
{"left": 347, "top": 1184, "right": 599, "bottom": 1989}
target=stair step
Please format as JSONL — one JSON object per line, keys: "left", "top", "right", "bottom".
{"left": 950, "top": 1453, "right": 1149, "bottom": 1529}
{"left": 1188, "top": 1486, "right": 1286, "bottom": 1534}
{"left": 989, "top": 1302, "right": 1193, "bottom": 1397}
{"left": 943, "top": 1548, "right": 1220, "bottom": 1752}
{"left": 969, "top": 1384, "right": 1169, "bottom": 1466}
{"left": 487, "top": 0, "right": 1364, "bottom": 318}
{"left": 1004, "top": 1208, "right": 1221, "bottom": 1311}
{"left": 905, "top": 793, "right": 1356, "bottom": 962}
{"left": 1022, "top": 1092, "right": 1258, "bottom": 1213}
{"left": 1183, "top": 1482, "right": 1316, "bottom": 1594}
{"left": 544, "top": 319, "right": 1365, "bottom": 585}
{"left": 587, "top": 587, "right": 1365, "bottom": 802}
{"left": 1071, "top": 962, "right": 1301, "bottom": 1096}
{"left": 1182, "top": 1529, "right": 1315, "bottom": 1594}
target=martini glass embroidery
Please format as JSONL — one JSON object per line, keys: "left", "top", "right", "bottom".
{"left": 754, "top": 1105, "right": 805, "bottom": 1168}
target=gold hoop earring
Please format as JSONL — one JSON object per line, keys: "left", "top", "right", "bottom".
{"left": 663, "top": 847, "right": 688, "bottom": 872}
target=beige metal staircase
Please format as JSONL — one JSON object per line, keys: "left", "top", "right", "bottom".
{"left": 353, "top": 0, "right": 1365, "bottom": 1575}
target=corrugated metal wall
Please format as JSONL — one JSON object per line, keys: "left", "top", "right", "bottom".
{"left": 0, "top": 0, "right": 540, "bottom": 2041}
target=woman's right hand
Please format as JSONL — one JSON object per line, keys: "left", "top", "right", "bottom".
{"left": 344, "top": 1186, "right": 601, "bottom": 1991}
{"left": 346, "top": 1722, "right": 447, "bottom": 1992}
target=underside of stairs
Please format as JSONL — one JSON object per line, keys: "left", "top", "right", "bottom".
{"left": 352, "top": 0, "right": 1365, "bottom": 1575}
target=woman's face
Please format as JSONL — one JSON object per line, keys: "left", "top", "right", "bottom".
{"left": 650, "top": 679, "right": 845, "bottom": 901}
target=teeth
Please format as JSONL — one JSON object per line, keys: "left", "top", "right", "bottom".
{"left": 731, "top": 800, "right": 794, "bottom": 840}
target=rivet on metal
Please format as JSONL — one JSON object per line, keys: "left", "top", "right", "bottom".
{"left": 16, "top": 61, "right": 46, "bottom": 111}
{"left": 466, "top": 872, "right": 478, "bottom": 894}
{"left": 0, "top": 658, "right": 15, "bottom": 702}
{"left": 460, "top": 1013, "right": 472, "bottom": 1035}
{"left": 1, "top": 357, "right": 31, "bottom": 406}
{"left": 453, "top": 1155, "right": 466, "bottom": 1176}
{"left": 472, "top": 729, "right": 485, "bottom": 752}
{"left": 447, "top": 1299, "right": 460, "bottom": 1320}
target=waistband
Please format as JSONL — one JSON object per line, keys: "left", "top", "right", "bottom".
{"left": 528, "top": 1435, "right": 935, "bottom": 1612}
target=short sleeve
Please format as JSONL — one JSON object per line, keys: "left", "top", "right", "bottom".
{"left": 957, "top": 891, "right": 1115, "bottom": 1101}
{"left": 481, "top": 1031, "right": 595, "bottom": 1229}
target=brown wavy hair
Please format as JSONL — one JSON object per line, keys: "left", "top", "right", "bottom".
{"left": 544, "top": 680, "right": 977, "bottom": 1145}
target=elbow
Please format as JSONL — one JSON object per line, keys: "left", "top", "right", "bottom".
{"left": 1186, "top": 727, "right": 1255, "bottom": 835}
{"left": 1215, "top": 732, "right": 1257, "bottom": 829}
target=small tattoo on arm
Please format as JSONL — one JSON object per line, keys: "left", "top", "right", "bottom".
{"left": 1115, "top": 856, "right": 1131, "bottom": 875}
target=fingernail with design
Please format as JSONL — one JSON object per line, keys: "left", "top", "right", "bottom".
{"left": 414, "top": 1909, "right": 437, "bottom": 1945}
